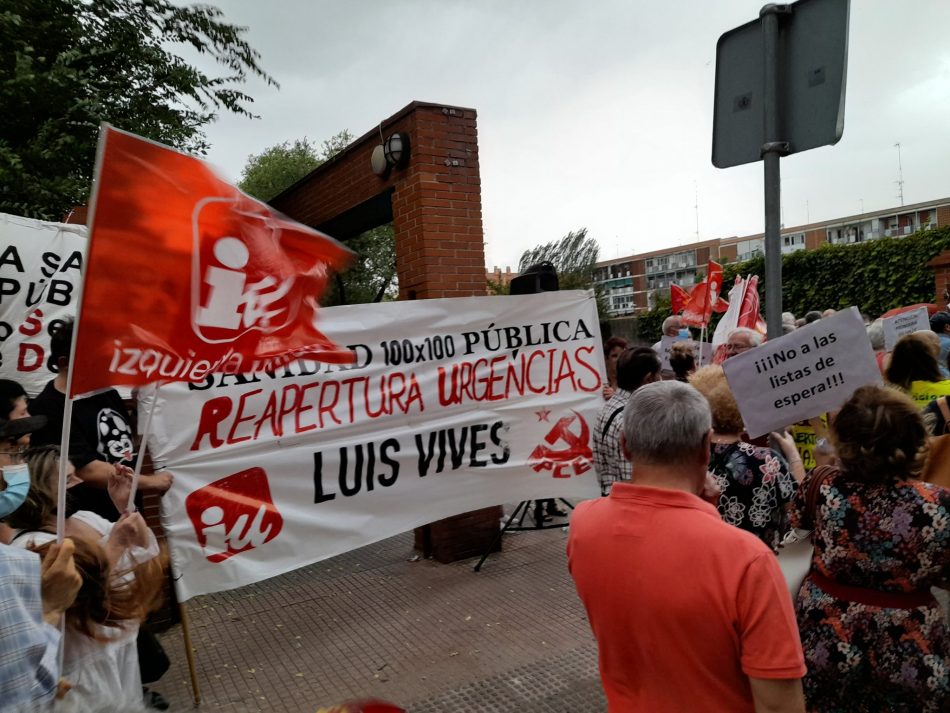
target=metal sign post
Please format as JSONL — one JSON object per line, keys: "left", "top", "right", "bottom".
{"left": 761, "top": 5, "right": 789, "bottom": 340}
{"left": 713, "top": 0, "right": 850, "bottom": 338}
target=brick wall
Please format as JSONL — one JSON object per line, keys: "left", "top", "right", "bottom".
{"left": 719, "top": 244, "right": 738, "bottom": 262}
{"left": 273, "top": 101, "right": 500, "bottom": 564}
{"left": 929, "top": 252, "right": 950, "bottom": 311}
{"left": 804, "top": 228, "right": 826, "bottom": 250}
{"left": 272, "top": 101, "right": 486, "bottom": 300}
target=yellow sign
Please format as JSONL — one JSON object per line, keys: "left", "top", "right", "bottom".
{"left": 789, "top": 425, "right": 816, "bottom": 470}
{"left": 789, "top": 415, "right": 828, "bottom": 470}
{"left": 909, "top": 380, "right": 950, "bottom": 409}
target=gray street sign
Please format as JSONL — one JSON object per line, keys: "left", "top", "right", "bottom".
{"left": 712, "top": 0, "right": 850, "bottom": 169}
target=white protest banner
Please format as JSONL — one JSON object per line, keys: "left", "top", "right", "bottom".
{"left": 659, "top": 336, "right": 713, "bottom": 371}
{"left": 883, "top": 306, "right": 931, "bottom": 351}
{"left": 722, "top": 307, "right": 881, "bottom": 438}
{"left": 150, "top": 291, "right": 604, "bottom": 600}
{"left": 0, "top": 213, "right": 86, "bottom": 395}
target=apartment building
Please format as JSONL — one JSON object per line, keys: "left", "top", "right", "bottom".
{"left": 594, "top": 196, "right": 950, "bottom": 316}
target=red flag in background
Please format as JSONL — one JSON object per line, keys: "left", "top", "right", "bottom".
{"left": 737, "top": 275, "right": 767, "bottom": 334}
{"left": 70, "top": 126, "right": 354, "bottom": 397}
{"left": 670, "top": 260, "right": 728, "bottom": 327}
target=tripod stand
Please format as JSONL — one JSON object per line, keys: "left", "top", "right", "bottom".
{"left": 473, "top": 498, "right": 574, "bottom": 572}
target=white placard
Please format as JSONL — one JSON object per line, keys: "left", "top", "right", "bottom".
{"left": 882, "top": 306, "right": 931, "bottom": 351}
{"left": 659, "top": 336, "right": 714, "bottom": 371}
{"left": 722, "top": 307, "right": 882, "bottom": 438}
{"left": 0, "top": 213, "right": 86, "bottom": 395}
{"left": 150, "top": 291, "right": 604, "bottom": 600}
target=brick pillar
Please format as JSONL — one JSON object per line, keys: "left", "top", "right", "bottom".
{"left": 392, "top": 106, "right": 486, "bottom": 299}
{"left": 271, "top": 101, "right": 501, "bottom": 564}
{"left": 929, "top": 251, "right": 950, "bottom": 311}
{"left": 389, "top": 107, "right": 502, "bottom": 561}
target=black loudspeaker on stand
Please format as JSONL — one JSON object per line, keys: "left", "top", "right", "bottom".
{"left": 473, "top": 499, "right": 575, "bottom": 572}
{"left": 473, "top": 261, "right": 573, "bottom": 572}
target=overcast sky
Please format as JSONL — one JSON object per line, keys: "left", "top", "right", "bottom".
{"left": 194, "top": 1, "right": 950, "bottom": 269}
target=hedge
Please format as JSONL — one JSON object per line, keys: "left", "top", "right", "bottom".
{"left": 631, "top": 226, "right": 950, "bottom": 344}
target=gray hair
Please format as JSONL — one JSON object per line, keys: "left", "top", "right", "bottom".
{"left": 866, "top": 319, "right": 885, "bottom": 351}
{"left": 727, "top": 327, "right": 763, "bottom": 347}
{"left": 623, "top": 381, "right": 711, "bottom": 467}
{"left": 661, "top": 315, "right": 681, "bottom": 331}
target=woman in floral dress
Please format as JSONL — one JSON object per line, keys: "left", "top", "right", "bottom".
{"left": 689, "top": 365, "right": 798, "bottom": 550}
{"left": 790, "top": 385, "right": 950, "bottom": 712}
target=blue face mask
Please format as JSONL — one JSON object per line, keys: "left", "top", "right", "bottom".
{"left": 677, "top": 328, "right": 690, "bottom": 340}
{"left": 0, "top": 463, "right": 30, "bottom": 519}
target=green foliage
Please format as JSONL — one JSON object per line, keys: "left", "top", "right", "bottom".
{"left": 239, "top": 130, "right": 393, "bottom": 306}
{"left": 518, "top": 228, "right": 599, "bottom": 290}
{"left": 239, "top": 139, "right": 320, "bottom": 201}
{"left": 517, "top": 227, "right": 610, "bottom": 317}
{"left": 486, "top": 277, "right": 509, "bottom": 296}
{"left": 721, "top": 227, "right": 950, "bottom": 319}
{"left": 239, "top": 131, "right": 354, "bottom": 202}
{"left": 634, "top": 227, "right": 950, "bottom": 343}
{"left": 322, "top": 225, "right": 398, "bottom": 306}
{"left": 0, "top": 0, "right": 276, "bottom": 220}
{"left": 636, "top": 291, "right": 671, "bottom": 344}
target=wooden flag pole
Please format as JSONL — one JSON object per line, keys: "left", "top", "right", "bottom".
{"left": 178, "top": 600, "right": 202, "bottom": 706}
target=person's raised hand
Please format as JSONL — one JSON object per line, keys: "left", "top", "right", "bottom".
{"left": 40, "top": 539, "right": 82, "bottom": 626}
{"left": 108, "top": 512, "right": 150, "bottom": 552}
{"left": 769, "top": 430, "right": 798, "bottom": 462}
{"left": 107, "top": 464, "right": 133, "bottom": 513}
{"left": 771, "top": 430, "right": 805, "bottom": 482}
{"left": 56, "top": 678, "right": 72, "bottom": 700}
{"left": 148, "top": 471, "right": 174, "bottom": 494}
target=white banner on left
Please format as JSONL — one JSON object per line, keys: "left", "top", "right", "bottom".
{"left": 150, "top": 291, "right": 605, "bottom": 600}
{"left": 0, "top": 213, "right": 86, "bottom": 395}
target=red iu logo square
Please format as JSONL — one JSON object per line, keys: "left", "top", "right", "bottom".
{"left": 185, "top": 467, "right": 283, "bottom": 563}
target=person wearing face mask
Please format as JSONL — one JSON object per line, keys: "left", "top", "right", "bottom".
{"left": 28, "top": 322, "right": 175, "bottom": 710}
{"left": 652, "top": 316, "right": 688, "bottom": 380}
{"left": 8, "top": 446, "right": 167, "bottom": 713}
{"left": 0, "top": 415, "right": 83, "bottom": 710}
{"left": 0, "top": 398, "right": 46, "bottom": 547}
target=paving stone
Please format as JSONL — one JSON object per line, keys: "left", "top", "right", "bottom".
{"left": 157, "top": 508, "right": 605, "bottom": 711}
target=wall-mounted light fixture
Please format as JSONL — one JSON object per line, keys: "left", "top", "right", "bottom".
{"left": 370, "top": 144, "right": 388, "bottom": 176}
{"left": 370, "top": 131, "right": 410, "bottom": 177}
{"left": 384, "top": 132, "right": 410, "bottom": 169}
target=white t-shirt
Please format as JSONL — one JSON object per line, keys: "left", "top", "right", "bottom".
{"left": 11, "top": 512, "right": 158, "bottom": 712}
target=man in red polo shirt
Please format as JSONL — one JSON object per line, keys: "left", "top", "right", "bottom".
{"left": 568, "top": 380, "right": 805, "bottom": 713}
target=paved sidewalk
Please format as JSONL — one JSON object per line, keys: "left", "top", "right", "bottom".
{"left": 157, "top": 515, "right": 606, "bottom": 712}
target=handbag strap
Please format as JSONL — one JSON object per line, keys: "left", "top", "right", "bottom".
{"left": 600, "top": 404, "right": 625, "bottom": 443}
{"left": 801, "top": 464, "right": 837, "bottom": 530}
{"left": 937, "top": 396, "right": 950, "bottom": 433}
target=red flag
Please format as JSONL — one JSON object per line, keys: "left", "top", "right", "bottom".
{"left": 71, "top": 126, "right": 354, "bottom": 397}
{"left": 670, "top": 283, "right": 690, "bottom": 315}
{"left": 737, "top": 275, "right": 767, "bottom": 334}
{"left": 670, "top": 261, "right": 728, "bottom": 328}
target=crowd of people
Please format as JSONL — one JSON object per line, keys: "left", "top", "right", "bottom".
{"left": 577, "top": 306, "right": 950, "bottom": 712}
{"left": 2, "top": 303, "right": 949, "bottom": 711}
{"left": 0, "top": 320, "right": 172, "bottom": 711}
